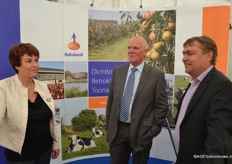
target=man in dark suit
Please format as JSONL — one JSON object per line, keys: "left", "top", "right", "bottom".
{"left": 106, "top": 36, "right": 168, "bottom": 164}
{"left": 174, "top": 36, "right": 232, "bottom": 164}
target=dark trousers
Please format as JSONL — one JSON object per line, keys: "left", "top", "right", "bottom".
{"left": 110, "top": 122, "right": 152, "bottom": 164}
{"left": 6, "top": 147, "right": 52, "bottom": 164}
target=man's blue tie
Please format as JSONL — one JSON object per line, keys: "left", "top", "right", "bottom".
{"left": 120, "top": 67, "right": 137, "bottom": 122}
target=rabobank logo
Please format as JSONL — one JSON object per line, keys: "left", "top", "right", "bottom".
{"left": 68, "top": 33, "right": 80, "bottom": 50}
{"left": 65, "top": 33, "right": 83, "bottom": 57}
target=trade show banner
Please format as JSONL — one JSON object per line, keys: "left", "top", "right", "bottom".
{"left": 0, "top": 0, "right": 230, "bottom": 163}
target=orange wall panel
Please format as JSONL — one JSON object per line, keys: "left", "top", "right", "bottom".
{"left": 202, "top": 6, "right": 230, "bottom": 75}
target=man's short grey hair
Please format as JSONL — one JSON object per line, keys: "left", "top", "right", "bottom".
{"left": 130, "top": 36, "right": 148, "bottom": 50}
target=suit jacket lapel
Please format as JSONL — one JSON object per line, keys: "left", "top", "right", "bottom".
{"left": 133, "top": 64, "right": 150, "bottom": 102}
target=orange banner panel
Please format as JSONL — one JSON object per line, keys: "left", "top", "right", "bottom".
{"left": 202, "top": 6, "right": 230, "bottom": 75}
{"left": 89, "top": 97, "right": 108, "bottom": 108}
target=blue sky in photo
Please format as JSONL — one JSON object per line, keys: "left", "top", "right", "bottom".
{"left": 65, "top": 61, "right": 87, "bottom": 73}
{"left": 88, "top": 10, "right": 139, "bottom": 24}
{"left": 39, "top": 61, "right": 64, "bottom": 70}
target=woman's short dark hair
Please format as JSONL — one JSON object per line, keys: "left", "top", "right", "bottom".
{"left": 8, "top": 43, "right": 39, "bottom": 73}
{"left": 183, "top": 35, "right": 217, "bottom": 65}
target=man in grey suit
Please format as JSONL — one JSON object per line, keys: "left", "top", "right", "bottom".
{"left": 173, "top": 36, "right": 232, "bottom": 164}
{"left": 106, "top": 36, "right": 168, "bottom": 164}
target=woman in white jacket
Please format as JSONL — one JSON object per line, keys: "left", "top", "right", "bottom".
{"left": 0, "top": 43, "right": 60, "bottom": 164}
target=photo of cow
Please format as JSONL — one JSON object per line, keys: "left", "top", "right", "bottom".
{"left": 61, "top": 98, "right": 108, "bottom": 161}
{"left": 67, "top": 135, "right": 96, "bottom": 153}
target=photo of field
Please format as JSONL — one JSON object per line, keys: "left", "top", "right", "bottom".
{"left": 173, "top": 75, "right": 190, "bottom": 118}
{"left": 88, "top": 10, "right": 176, "bottom": 74}
{"left": 65, "top": 61, "right": 88, "bottom": 98}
